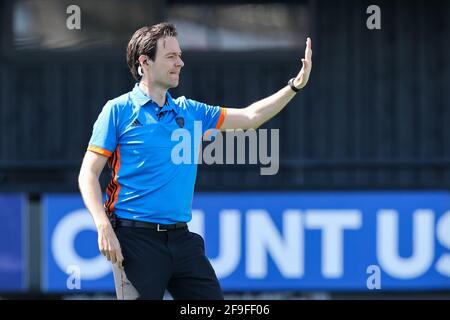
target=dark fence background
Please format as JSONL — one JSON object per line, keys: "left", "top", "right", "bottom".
{"left": 0, "top": 0, "right": 449, "bottom": 193}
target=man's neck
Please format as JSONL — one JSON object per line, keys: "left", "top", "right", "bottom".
{"left": 139, "top": 80, "right": 167, "bottom": 108}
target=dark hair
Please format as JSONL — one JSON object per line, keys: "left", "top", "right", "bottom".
{"left": 126, "top": 22, "right": 178, "bottom": 81}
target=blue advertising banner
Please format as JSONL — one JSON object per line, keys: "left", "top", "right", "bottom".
{"left": 191, "top": 192, "right": 450, "bottom": 291}
{"left": 42, "top": 192, "right": 450, "bottom": 292}
{"left": 42, "top": 195, "right": 114, "bottom": 292}
{"left": 0, "top": 194, "right": 27, "bottom": 292}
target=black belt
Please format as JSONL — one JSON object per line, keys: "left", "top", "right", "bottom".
{"left": 114, "top": 218, "right": 187, "bottom": 231}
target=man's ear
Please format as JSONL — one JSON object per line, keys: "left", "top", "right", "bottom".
{"left": 138, "top": 55, "right": 149, "bottom": 67}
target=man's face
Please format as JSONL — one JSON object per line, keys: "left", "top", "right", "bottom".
{"left": 149, "top": 36, "right": 184, "bottom": 88}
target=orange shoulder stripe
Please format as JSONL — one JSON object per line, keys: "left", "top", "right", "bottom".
{"left": 87, "top": 145, "right": 113, "bottom": 157}
{"left": 215, "top": 107, "right": 227, "bottom": 129}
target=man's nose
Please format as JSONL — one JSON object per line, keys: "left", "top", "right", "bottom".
{"left": 176, "top": 57, "right": 184, "bottom": 68}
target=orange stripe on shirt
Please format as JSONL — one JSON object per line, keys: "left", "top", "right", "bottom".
{"left": 203, "top": 107, "right": 227, "bottom": 140}
{"left": 87, "top": 145, "right": 113, "bottom": 157}
{"left": 106, "top": 146, "right": 121, "bottom": 213}
{"left": 215, "top": 107, "right": 227, "bottom": 129}
{"left": 104, "top": 152, "right": 117, "bottom": 213}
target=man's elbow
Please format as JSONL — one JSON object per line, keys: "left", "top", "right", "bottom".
{"left": 78, "top": 170, "right": 87, "bottom": 191}
{"left": 246, "top": 111, "right": 261, "bottom": 130}
{"left": 249, "top": 115, "right": 265, "bottom": 130}
{"left": 78, "top": 167, "right": 96, "bottom": 190}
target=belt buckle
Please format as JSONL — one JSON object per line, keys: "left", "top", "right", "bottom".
{"left": 157, "top": 224, "right": 167, "bottom": 232}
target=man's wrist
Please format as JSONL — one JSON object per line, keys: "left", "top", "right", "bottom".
{"left": 288, "top": 78, "right": 301, "bottom": 93}
{"left": 94, "top": 214, "right": 112, "bottom": 230}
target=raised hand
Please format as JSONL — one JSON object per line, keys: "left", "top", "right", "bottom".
{"left": 293, "top": 37, "right": 313, "bottom": 89}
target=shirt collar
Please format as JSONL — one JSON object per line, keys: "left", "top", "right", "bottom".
{"left": 131, "top": 83, "right": 178, "bottom": 114}
{"left": 163, "top": 91, "right": 177, "bottom": 114}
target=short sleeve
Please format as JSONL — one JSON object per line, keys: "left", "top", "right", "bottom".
{"left": 87, "top": 101, "right": 118, "bottom": 157}
{"left": 185, "top": 99, "right": 227, "bottom": 135}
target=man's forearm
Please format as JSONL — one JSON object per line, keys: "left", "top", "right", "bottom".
{"left": 246, "top": 85, "right": 297, "bottom": 129}
{"left": 78, "top": 173, "right": 110, "bottom": 228}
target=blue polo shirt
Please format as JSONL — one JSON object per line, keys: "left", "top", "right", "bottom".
{"left": 87, "top": 83, "right": 227, "bottom": 224}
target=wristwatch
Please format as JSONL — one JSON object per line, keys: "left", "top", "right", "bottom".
{"left": 288, "top": 78, "right": 300, "bottom": 93}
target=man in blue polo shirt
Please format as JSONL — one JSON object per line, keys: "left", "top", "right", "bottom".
{"left": 78, "top": 22, "right": 312, "bottom": 300}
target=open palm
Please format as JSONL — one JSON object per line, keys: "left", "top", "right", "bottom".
{"left": 294, "top": 37, "right": 313, "bottom": 89}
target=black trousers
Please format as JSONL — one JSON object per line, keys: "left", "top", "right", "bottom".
{"left": 113, "top": 224, "right": 224, "bottom": 300}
